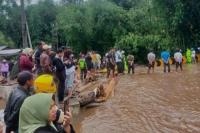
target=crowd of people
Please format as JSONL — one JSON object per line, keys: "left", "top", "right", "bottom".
{"left": 1, "top": 40, "right": 199, "bottom": 133}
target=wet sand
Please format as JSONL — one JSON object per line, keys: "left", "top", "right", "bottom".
{"left": 73, "top": 64, "right": 200, "bottom": 133}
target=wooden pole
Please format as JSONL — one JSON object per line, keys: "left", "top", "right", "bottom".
{"left": 20, "top": 0, "right": 28, "bottom": 48}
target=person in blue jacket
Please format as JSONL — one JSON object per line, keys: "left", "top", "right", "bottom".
{"left": 161, "top": 50, "right": 170, "bottom": 73}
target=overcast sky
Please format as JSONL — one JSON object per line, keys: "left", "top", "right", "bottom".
{"left": 16, "top": 0, "right": 60, "bottom": 5}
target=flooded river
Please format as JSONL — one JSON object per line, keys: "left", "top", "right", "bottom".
{"left": 73, "top": 64, "right": 200, "bottom": 133}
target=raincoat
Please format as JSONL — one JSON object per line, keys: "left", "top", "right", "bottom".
{"left": 186, "top": 49, "right": 192, "bottom": 63}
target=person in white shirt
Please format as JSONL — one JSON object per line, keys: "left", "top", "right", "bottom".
{"left": 174, "top": 49, "right": 183, "bottom": 72}
{"left": 115, "top": 49, "right": 123, "bottom": 74}
{"left": 147, "top": 50, "right": 156, "bottom": 74}
{"left": 191, "top": 48, "right": 196, "bottom": 64}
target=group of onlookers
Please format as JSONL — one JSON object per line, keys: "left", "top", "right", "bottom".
{"left": 78, "top": 51, "right": 101, "bottom": 81}
{"left": 102, "top": 47, "right": 199, "bottom": 77}
{"left": 4, "top": 71, "right": 75, "bottom": 133}
{"left": 3, "top": 40, "right": 78, "bottom": 133}
{"left": 148, "top": 48, "right": 198, "bottom": 73}
{"left": 2, "top": 43, "right": 200, "bottom": 133}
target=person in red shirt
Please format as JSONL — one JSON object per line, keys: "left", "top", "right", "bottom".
{"left": 19, "top": 48, "right": 34, "bottom": 72}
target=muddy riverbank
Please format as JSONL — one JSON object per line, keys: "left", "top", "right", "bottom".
{"left": 73, "top": 64, "right": 200, "bottom": 133}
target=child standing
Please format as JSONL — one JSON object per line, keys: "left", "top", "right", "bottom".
{"left": 1, "top": 59, "right": 9, "bottom": 80}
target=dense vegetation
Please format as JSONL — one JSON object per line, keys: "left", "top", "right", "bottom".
{"left": 0, "top": 0, "right": 200, "bottom": 62}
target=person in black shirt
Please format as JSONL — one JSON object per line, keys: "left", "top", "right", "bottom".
{"left": 53, "top": 49, "right": 66, "bottom": 102}
{"left": 106, "top": 49, "right": 116, "bottom": 78}
{"left": 34, "top": 41, "right": 45, "bottom": 74}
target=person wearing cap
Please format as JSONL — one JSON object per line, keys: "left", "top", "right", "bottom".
{"left": 19, "top": 48, "right": 34, "bottom": 72}
{"left": 40, "top": 44, "right": 52, "bottom": 74}
{"left": 4, "top": 71, "right": 34, "bottom": 133}
{"left": 0, "top": 59, "right": 9, "bottom": 79}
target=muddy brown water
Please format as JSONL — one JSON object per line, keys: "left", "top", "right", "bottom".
{"left": 73, "top": 64, "right": 200, "bottom": 133}
{"left": 0, "top": 100, "right": 5, "bottom": 110}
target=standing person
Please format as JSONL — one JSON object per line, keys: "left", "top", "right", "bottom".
{"left": 40, "top": 44, "right": 52, "bottom": 74}
{"left": 8, "top": 60, "right": 14, "bottom": 73}
{"left": 19, "top": 48, "right": 34, "bottom": 72}
{"left": 53, "top": 49, "right": 66, "bottom": 102}
{"left": 121, "top": 50, "right": 126, "bottom": 73}
{"left": 96, "top": 52, "right": 101, "bottom": 70}
{"left": 1, "top": 59, "right": 9, "bottom": 80}
{"left": 91, "top": 51, "right": 98, "bottom": 71}
{"left": 34, "top": 41, "right": 44, "bottom": 74}
{"left": 115, "top": 49, "right": 123, "bottom": 74}
{"left": 161, "top": 50, "right": 170, "bottom": 73}
{"left": 4, "top": 71, "right": 34, "bottom": 133}
{"left": 186, "top": 48, "right": 192, "bottom": 64}
{"left": 127, "top": 54, "right": 134, "bottom": 74}
{"left": 79, "top": 54, "right": 87, "bottom": 81}
{"left": 64, "top": 47, "right": 75, "bottom": 97}
{"left": 106, "top": 48, "right": 116, "bottom": 78}
{"left": 191, "top": 48, "right": 196, "bottom": 64}
{"left": 85, "top": 52, "right": 94, "bottom": 78}
{"left": 174, "top": 49, "right": 183, "bottom": 72}
{"left": 147, "top": 50, "right": 156, "bottom": 74}
{"left": 19, "top": 93, "right": 75, "bottom": 133}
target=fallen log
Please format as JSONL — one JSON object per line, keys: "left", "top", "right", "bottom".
{"left": 75, "top": 78, "right": 117, "bottom": 107}
{"left": 95, "top": 78, "right": 117, "bottom": 102}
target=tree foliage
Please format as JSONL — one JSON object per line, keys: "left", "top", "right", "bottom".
{"left": 0, "top": 0, "right": 200, "bottom": 63}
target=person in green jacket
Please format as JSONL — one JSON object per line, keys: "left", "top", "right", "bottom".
{"left": 79, "top": 54, "right": 87, "bottom": 81}
{"left": 186, "top": 48, "right": 192, "bottom": 64}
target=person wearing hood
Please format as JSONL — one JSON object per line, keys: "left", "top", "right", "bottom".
{"left": 19, "top": 48, "right": 34, "bottom": 72}
{"left": 19, "top": 93, "right": 75, "bottom": 133}
{"left": 53, "top": 49, "right": 66, "bottom": 102}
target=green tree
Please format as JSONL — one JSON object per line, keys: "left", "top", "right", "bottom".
{"left": 0, "top": 31, "right": 14, "bottom": 47}
{"left": 27, "top": 0, "right": 57, "bottom": 47}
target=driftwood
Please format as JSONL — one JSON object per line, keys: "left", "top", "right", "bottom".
{"left": 77, "top": 78, "right": 117, "bottom": 107}
{"left": 95, "top": 78, "right": 117, "bottom": 102}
